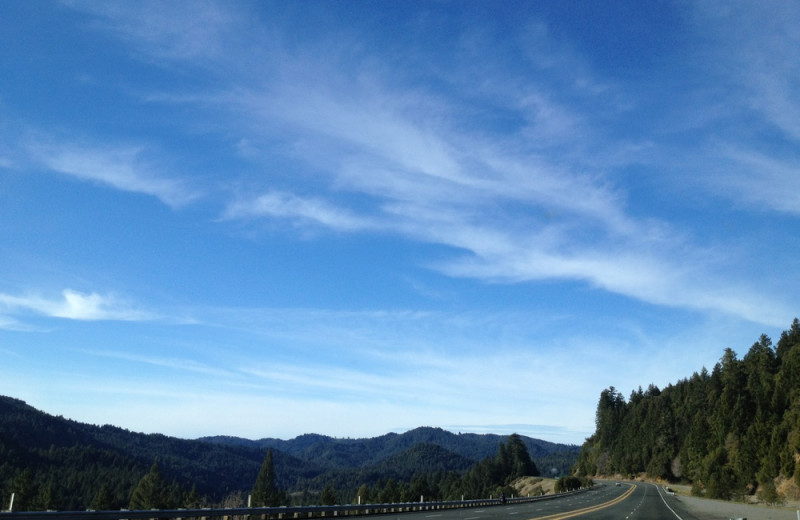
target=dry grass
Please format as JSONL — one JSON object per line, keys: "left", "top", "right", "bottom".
{"left": 777, "top": 477, "right": 800, "bottom": 503}
{"left": 511, "top": 476, "right": 557, "bottom": 497}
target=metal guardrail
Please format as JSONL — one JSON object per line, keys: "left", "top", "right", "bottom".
{"left": 1, "top": 489, "right": 587, "bottom": 520}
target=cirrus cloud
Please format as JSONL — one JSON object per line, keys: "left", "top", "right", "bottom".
{"left": 0, "top": 289, "right": 153, "bottom": 322}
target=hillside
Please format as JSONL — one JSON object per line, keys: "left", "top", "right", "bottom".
{"left": 0, "top": 396, "right": 578, "bottom": 511}
{"left": 201, "top": 426, "right": 574, "bottom": 471}
{"left": 577, "top": 318, "right": 800, "bottom": 503}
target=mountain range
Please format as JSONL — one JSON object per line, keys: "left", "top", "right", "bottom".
{"left": 0, "top": 396, "right": 578, "bottom": 510}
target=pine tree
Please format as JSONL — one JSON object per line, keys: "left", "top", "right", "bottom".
{"left": 10, "top": 468, "right": 33, "bottom": 511}
{"left": 130, "top": 460, "right": 167, "bottom": 510}
{"left": 506, "top": 433, "right": 538, "bottom": 478}
{"left": 185, "top": 485, "right": 203, "bottom": 508}
{"left": 91, "top": 483, "right": 114, "bottom": 511}
{"left": 355, "top": 484, "right": 370, "bottom": 504}
{"left": 378, "top": 478, "right": 400, "bottom": 503}
{"left": 320, "top": 485, "right": 338, "bottom": 505}
{"left": 252, "top": 450, "right": 285, "bottom": 507}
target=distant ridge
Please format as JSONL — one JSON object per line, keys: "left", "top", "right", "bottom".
{"left": 0, "top": 396, "right": 579, "bottom": 510}
{"left": 200, "top": 426, "right": 574, "bottom": 470}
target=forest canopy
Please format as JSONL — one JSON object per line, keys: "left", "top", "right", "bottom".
{"left": 577, "top": 318, "right": 800, "bottom": 502}
{"left": 0, "top": 400, "right": 575, "bottom": 512}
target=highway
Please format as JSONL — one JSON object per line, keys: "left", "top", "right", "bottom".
{"left": 368, "top": 482, "right": 703, "bottom": 520}
{"left": 0, "top": 483, "right": 710, "bottom": 520}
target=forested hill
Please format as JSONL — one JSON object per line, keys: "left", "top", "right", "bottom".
{"left": 576, "top": 318, "right": 800, "bottom": 503}
{"left": 201, "top": 426, "right": 570, "bottom": 470}
{"left": 0, "top": 396, "right": 578, "bottom": 511}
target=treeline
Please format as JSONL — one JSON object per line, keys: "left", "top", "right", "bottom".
{"left": 203, "top": 427, "right": 572, "bottom": 472}
{"left": 76, "top": 434, "right": 542, "bottom": 511}
{"left": 0, "top": 397, "right": 274, "bottom": 510}
{"left": 145, "top": 434, "right": 542, "bottom": 508}
{"left": 0, "top": 396, "right": 574, "bottom": 512}
{"left": 321, "top": 433, "right": 541, "bottom": 504}
{"left": 576, "top": 318, "right": 800, "bottom": 502}
{"left": 2, "top": 435, "right": 540, "bottom": 511}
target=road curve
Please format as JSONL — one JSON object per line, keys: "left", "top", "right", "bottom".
{"left": 370, "top": 482, "right": 705, "bottom": 520}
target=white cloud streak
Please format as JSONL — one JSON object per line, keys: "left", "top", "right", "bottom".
{"left": 717, "top": 147, "right": 800, "bottom": 215}
{"left": 223, "top": 190, "right": 376, "bottom": 232}
{"left": 0, "top": 289, "right": 152, "bottom": 321}
{"left": 63, "top": 0, "right": 241, "bottom": 64}
{"left": 26, "top": 140, "right": 199, "bottom": 208}
{"left": 710, "top": 2, "right": 800, "bottom": 142}
{"left": 58, "top": 1, "right": 798, "bottom": 327}
{"left": 686, "top": 1, "right": 800, "bottom": 216}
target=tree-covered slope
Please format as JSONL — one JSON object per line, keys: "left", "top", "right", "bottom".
{"left": 1, "top": 397, "right": 578, "bottom": 511}
{"left": 202, "top": 426, "right": 577, "bottom": 471}
{"left": 0, "top": 396, "right": 313, "bottom": 509}
{"left": 576, "top": 318, "right": 800, "bottom": 502}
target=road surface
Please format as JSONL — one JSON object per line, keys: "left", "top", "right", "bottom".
{"left": 371, "top": 482, "right": 703, "bottom": 520}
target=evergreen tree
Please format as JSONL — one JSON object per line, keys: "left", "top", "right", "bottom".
{"left": 129, "top": 460, "right": 167, "bottom": 510}
{"left": 185, "top": 485, "right": 203, "bottom": 508}
{"left": 505, "top": 433, "right": 538, "bottom": 478}
{"left": 355, "top": 484, "right": 370, "bottom": 504}
{"left": 91, "top": 483, "right": 114, "bottom": 511}
{"left": 378, "top": 478, "right": 400, "bottom": 503}
{"left": 407, "top": 474, "right": 432, "bottom": 502}
{"left": 320, "top": 485, "right": 338, "bottom": 505}
{"left": 10, "top": 468, "right": 33, "bottom": 512}
{"left": 576, "top": 319, "right": 800, "bottom": 502}
{"left": 252, "top": 450, "right": 286, "bottom": 507}
{"left": 757, "top": 478, "right": 784, "bottom": 506}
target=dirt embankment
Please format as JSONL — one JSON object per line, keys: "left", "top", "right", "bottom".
{"left": 511, "top": 477, "right": 557, "bottom": 497}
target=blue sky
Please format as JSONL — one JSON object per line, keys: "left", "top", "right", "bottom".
{"left": 1, "top": 1, "right": 798, "bottom": 445}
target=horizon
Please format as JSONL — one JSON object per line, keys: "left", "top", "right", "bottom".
{"left": 1, "top": 1, "right": 799, "bottom": 447}
{"left": 197, "top": 426, "right": 582, "bottom": 446}
{"left": 3, "top": 394, "right": 581, "bottom": 447}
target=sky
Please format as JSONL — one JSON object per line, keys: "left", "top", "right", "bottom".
{"left": 0, "top": 1, "right": 798, "bottom": 446}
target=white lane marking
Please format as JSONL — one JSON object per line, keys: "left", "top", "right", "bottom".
{"left": 654, "top": 484, "right": 684, "bottom": 520}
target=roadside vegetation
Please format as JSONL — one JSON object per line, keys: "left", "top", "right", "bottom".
{"left": 577, "top": 318, "right": 800, "bottom": 504}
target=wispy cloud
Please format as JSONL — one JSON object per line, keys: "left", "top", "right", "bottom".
{"left": 716, "top": 146, "right": 800, "bottom": 216}
{"left": 0, "top": 315, "right": 30, "bottom": 332}
{"left": 0, "top": 289, "right": 153, "bottom": 321}
{"left": 26, "top": 139, "right": 199, "bottom": 208}
{"left": 684, "top": 2, "right": 800, "bottom": 216}
{"left": 704, "top": 1, "right": 800, "bottom": 142}
{"left": 229, "top": 81, "right": 785, "bottom": 323}
{"left": 223, "top": 190, "right": 377, "bottom": 232}
{"left": 208, "top": 30, "right": 788, "bottom": 326}
{"left": 64, "top": 0, "right": 241, "bottom": 64}
{"left": 82, "top": 348, "right": 234, "bottom": 378}
{"left": 58, "top": 0, "right": 797, "bottom": 329}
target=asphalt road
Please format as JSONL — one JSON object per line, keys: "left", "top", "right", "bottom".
{"left": 371, "top": 482, "right": 706, "bottom": 520}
